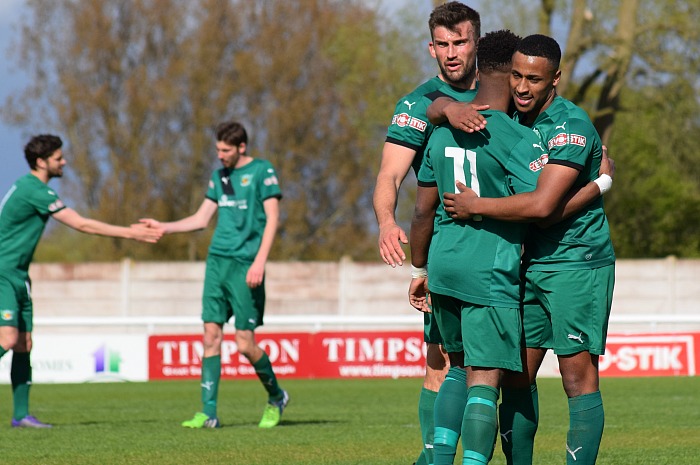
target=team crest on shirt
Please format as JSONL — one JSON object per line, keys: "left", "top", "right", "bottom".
{"left": 48, "top": 199, "right": 64, "bottom": 212}
{"left": 240, "top": 174, "right": 252, "bottom": 187}
{"left": 548, "top": 133, "right": 586, "bottom": 149}
{"left": 529, "top": 154, "right": 549, "bottom": 172}
{"left": 392, "top": 113, "right": 427, "bottom": 132}
{"left": 1, "top": 310, "right": 13, "bottom": 321}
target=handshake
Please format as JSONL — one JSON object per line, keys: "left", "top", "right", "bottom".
{"left": 128, "top": 218, "right": 166, "bottom": 244}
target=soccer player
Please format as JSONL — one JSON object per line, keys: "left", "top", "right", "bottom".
{"left": 435, "top": 35, "right": 615, "bottom": 465}
{"left": 409, "top": 29, "right": 549, "bottom": 465}
{"left": 371, "top": 2, "right": 484, "bottom": 463}
{"left": 0, "top": 134, "right": 162, "bottom": 428}
{"left": 140, "top": 121, "right": 288, "bottom": 429}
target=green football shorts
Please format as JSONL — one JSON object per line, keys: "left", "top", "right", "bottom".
{"left": 201, "top": 254, "right": 265, "bottom": 331}
{"left": 431, "top": 292, "right": 522, "bottom": 372}
{"left": 0, "top": 274, "right": 33, "bottom": 332}
{"left": 521, "top": 264, "right": 615, "bottom": 356}
{"left": 423, "top": 311, "right": 444, "bottom": 345}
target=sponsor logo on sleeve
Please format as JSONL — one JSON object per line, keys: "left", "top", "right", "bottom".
{"left": 529, "top": 154, "right": 549, "bottom": 172}
{"left": 548, "top": 133, "right": 586, "bottom": 149}
{"left": 263, "top": 175, "right": 279, "bottom": 186}
{"left": 48, "top": 199, "right": 64, "bottom": 212}
{"left": 391, "top": 113, "right": 427, "bottom": 132}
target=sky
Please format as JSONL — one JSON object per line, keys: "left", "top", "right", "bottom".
{"left": 0, "top": 0, "right": 28, "bottom": 195}
{"left": 0, "top": 0, "right": 490, "bottom": 196}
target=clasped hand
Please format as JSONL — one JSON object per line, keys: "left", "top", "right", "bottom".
{"left": 443, "top": 182, "right": 478, "bottom": 220}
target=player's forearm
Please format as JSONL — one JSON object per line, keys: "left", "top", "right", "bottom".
{"left": 409, "top": 216, "right": 434, "bottom": 267}
{"left": 537, "top": 180, "right": 604, "bottom": 228}
{"left": 372, "top": 177, "right": 400, "bottom": 228}
{"left": 254, "top": 218, "right": 278, "bottom": 265}
{"left": 74, "top": 219, "right": 137, "bottom": 239}
{"left": 426, "top": 97, "right": 453, "bottom": 125}
{"left": 160, "top": 216, "right": 208, "bottom": 234}
{"left": 470, "top": 194, "right": 553, "bottom": 222}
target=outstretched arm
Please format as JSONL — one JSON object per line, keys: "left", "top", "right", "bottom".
{"left": 52, "top": 208, "right": 163, "bottom": 243}
{"left": 247, "top": 197, "right": 279, "bottom": 288}
{"left": 373, "top": 142, "right": 416, "bottom": 267}
{"left": 140, "top": 198, "right": 217, "bottom": 234}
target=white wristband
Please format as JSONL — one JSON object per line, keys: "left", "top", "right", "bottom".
{"left": 593, "top": 174, "right": 613, "bottom": 195}
{"left": 411, "top": 265, "right": 428, "bottom": 279}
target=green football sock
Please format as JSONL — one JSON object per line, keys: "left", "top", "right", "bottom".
{"left": 461, "top": 385, "right": 499, "bottom": 465}
{"left": 201, "top": 355, "right": 221, "bottom": 418}
{"left": 252, "top": 351, "right": 282, "bottom": 401}
{"left": 418, "top": 387, "right": 438, "bottom": 465}
{"left": 434, "top": 367, "right": 468, "bottom": 465}
{"left": 11, "top": 351, "right": 32, "bottom": 420}
{"left": 414, "top": 450, "right": 428, "bottom": 465}
{"left": 566, "top": 391, "right": 604, "bottom": 465}
{"left": 499, "top": 383, "right": 539, "bottom": 465}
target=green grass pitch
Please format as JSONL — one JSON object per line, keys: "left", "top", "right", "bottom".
{"left": 1, "top": 376, "right": 699, "bottom": 464}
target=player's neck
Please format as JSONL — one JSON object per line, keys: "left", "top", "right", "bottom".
{"left": 233, "top": 155, "right": 253, "bottom": 169}
{"left": 30, "top": 169, "right": 50, "bottom": 184}
{"left": 438, "top": 73, "right": 477, "bottom": 91}
{"left": 471, "top": 74, "right": 511, "bottom": 112}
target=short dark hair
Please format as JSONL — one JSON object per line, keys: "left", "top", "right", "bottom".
{"left": 24, "top": 134, "right": 63, "bottom": 169}
{"left": 517, "top": 34, "right": 561, "bottom": 69}
{"left": 429, "top": 1, "right": 481, "bottom": 40}
{"left": 215, "top": 121, "right": 248, "bottom": 146}
{"left": 477, "top": 30, "right": 521, "bottom": 73}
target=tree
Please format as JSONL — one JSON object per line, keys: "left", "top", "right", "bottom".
{"left": 481, "top": 0, "right": 700, "bottom": 257}
{"left": 4, "top": 0, "right": 422, "bottom": 261}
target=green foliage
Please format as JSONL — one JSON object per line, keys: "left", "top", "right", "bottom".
{"left": 605, "top": 79, "right": 700, "bottom": 257}
{"left": 1, "top": 377, "right": 699, "bottom": 464}
{"left": 7, "top": 0, "right": 700, "bottom": 260}
{"left": 7, "top": 0, "right": 423, "bottom": 263}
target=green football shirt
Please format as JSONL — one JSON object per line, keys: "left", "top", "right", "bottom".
{"left": 385, "top": 76, "right": 478, "bottom": 174}
{"left": 0, "top": 174, "right": 66, "bottom": 274}
{"left": 417, "top": 111, "right": 543, "bottom": 307}
{"left": 518, "top": 96, "right": 616, "bottom": 270}
{"left": 205, "top": 159, "right": 282, "bottom": 261}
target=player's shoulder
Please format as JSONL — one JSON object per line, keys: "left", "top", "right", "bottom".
{"left": 546, "top": 97, "right": 595, "bottom": 129}
{"left": 482, "top": 111, "right": 536, "bottom": 140}
{"left": 395, "top": 77, "right": 442, "bottom": 105}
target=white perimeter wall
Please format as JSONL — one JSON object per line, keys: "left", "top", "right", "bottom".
{"left": 28, "top": 256, "right": 700, "bottom": 334}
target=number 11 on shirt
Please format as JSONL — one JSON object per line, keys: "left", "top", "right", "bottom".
{"left": 445, "top": 147, "right": 482, "bottom": 221}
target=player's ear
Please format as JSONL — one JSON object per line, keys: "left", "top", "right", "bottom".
{"left": 552, "top": 69, "right": 561, "bottom": 88}
{"left": 238, "top": 142, "right": 247, "bottom": 155}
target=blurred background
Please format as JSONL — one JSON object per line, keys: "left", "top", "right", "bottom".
{"left": 1, "top": 0, "right": 699, "bottom": 263}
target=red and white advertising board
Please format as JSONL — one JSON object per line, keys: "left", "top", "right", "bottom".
{"left": 148, "top": 331, "right": 426, "bottom": 380}
{"left": 149, "top": 331, "right": 700, "bottom": 380}
{"left": 599, "top": 333, "right": 697, "bottom": 377}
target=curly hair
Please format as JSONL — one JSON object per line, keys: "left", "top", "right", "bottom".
{"left": 476, "top": 30, "right": 521, "bottom": 73}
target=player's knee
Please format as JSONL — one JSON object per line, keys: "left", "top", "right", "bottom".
{"left": 0, "top": 330, "right": 20, "bottom": 351}
{"left": 235, "top": 331, "right": 257, "bottom": 358}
